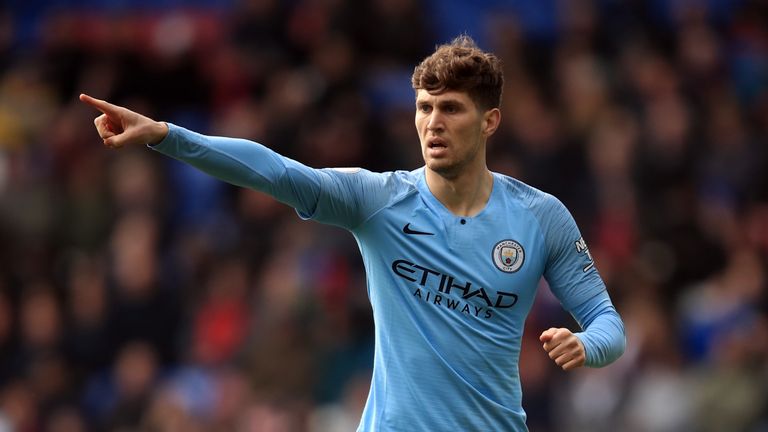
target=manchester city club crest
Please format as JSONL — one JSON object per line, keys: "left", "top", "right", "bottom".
{"left": 492, "top": 240, "right": 525, "bottom": 273}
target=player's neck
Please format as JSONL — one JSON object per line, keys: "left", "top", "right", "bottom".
{"left": 425, "top": 165, "right": 493, "bottom": 217}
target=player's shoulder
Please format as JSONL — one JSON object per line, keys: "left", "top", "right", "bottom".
{"left": 325, "top": 166, "right": 421, "bottom": 200}
{"left": 367, "top": 167, "right": 421, "bottom": 190}
{"left": 387, "top": 167, "right": 422, "bottom": 183}
{"left": 324, "top": 166, "right": 416, "bottom": 183}
{"left": 492, "top": 172, "right": 564, "bottom": 213}
{"left": 374, "top": 167, "right": 423, "bottom": 189}
{"left": 388, "top": 168, "right": 423, "bottom": 199}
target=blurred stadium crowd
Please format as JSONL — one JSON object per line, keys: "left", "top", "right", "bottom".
{"left": 0, "top": 0, "right": 767, "bottom": 431}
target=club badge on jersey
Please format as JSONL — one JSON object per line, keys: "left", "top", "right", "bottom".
{"left": 492, "top": 240, "right": 525, "bottom": 273}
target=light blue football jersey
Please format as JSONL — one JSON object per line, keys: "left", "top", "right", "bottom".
{"left": 152, "top": 124, "right": 625, "bottom": 432}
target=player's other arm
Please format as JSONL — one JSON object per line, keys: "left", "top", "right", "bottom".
{"left": 540, "top": 291, "right": 625, "bottom": 370}
{"left": 536, "top": 195, "right": 626, "bottom": 370}
{"left": 569, "top": 291, "right": 625, "bottom": 367}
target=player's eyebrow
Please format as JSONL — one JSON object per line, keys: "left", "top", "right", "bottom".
{"left": 436, "top": 99, "right": 465, "bottom": 108}
{"left": 416, "top": 97, "right": 466, "bottom": 108}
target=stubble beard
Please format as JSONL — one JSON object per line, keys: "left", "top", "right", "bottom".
{"left": 425, "top": 142, "right": 482, "bottom": 181}
{"left": 428, "top": 158, "right": 462, "bottom": 180}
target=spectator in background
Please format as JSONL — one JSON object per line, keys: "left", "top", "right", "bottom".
{"left": 82, "top": 341, "right": 160, "bottom": 430}
{"left": 106, "top": 209, "right": 181, "bottom": 365}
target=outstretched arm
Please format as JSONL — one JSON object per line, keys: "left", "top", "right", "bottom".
{"left": 79, "top": 94, "right": 168, "bottom": 148}
{"left": 80, "top": 93, "right": 324, "bottom": 215}
{"left": 80, "top": 94, "right": 393, "bottom": 230}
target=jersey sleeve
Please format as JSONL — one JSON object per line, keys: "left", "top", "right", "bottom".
{"left": 535, "top": 194, "right": 605, "bottom": 310}
{"left": 571, "top": 291, "right": 626, "bottom": 367}
{"left": 150, "top": 124, "right": 391, "bottom": 229}
{"left": 533, "top": 193, "right": 625, "bottom": 367}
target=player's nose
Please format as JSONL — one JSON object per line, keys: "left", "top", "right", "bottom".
{"left": 426, "top": 112, "right": 444, "bottom": 131}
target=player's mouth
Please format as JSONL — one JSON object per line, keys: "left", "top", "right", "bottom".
{"left": 426, "top": 138, "right": 448, "bottom": 156}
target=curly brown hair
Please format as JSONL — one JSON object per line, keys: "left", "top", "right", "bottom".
{"left": 411, "top": 35, "right": 504, "bottom": 110}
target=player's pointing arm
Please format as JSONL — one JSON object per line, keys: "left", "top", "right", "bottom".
{"left": 79, "top": 93, "right": 168, "bottom": 148}
{"left": 80, "top": 93, "right": 323, "bottom": 212}
{"left": 80, "top": 93, "right": 386, "bottom": 230}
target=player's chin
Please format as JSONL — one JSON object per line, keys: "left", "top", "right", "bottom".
{"left": 427, "top": 160, "right": 461, "bottom": 179}
{"left": 425, "top": 158, "right": 454, "bottom": 173}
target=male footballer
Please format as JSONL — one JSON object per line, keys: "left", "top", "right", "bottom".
{"left": 82, "top": 36, "right": 625, "bottom": 431}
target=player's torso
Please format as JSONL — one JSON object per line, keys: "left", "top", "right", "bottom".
{"left": 355, "top": 173, "right": 547, "bottom": 333}
{"left": 352, "top": 173, "right": 544, "bottom": 431}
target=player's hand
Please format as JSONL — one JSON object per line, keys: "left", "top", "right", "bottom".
{"left": 79, "top": 93, "right": 168, "bottom": 149}
{"left": 539, "top": 327, "right": 586, "bottom": 371}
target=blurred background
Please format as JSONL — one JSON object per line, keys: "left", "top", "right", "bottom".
{"left": 0, "top": 0, "right": 767, "bottom": 431}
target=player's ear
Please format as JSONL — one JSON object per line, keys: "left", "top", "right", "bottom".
{"left": 482, "top": 108, "right": 501, "bottom": 137}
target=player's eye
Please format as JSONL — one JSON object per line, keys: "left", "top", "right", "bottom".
{"left": 418, "top": 104, "right": 432, "bottom": 113}
{"left": 443, "top": 104, "right": 459, "bottom": 114}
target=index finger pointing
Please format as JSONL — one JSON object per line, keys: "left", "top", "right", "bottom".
{"left": 79, "top": 93, "right": 121, "bottom": 116}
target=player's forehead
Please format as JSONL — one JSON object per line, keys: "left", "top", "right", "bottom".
{"left": 415, "top": 89, "right": 474, "bottom": 106}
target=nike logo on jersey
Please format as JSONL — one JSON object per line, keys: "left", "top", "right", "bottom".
{"left": 402, "top": 223, "right": 434, "bottom": 236}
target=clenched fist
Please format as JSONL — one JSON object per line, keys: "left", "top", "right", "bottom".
{"left": 540, "top": 327, "right": 586, "bottom": 371}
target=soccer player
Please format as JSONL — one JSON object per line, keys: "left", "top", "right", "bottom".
{"left": 81, "top": 36, "right": 625, "bottom": 431}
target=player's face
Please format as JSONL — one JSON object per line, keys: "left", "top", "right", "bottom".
{"left": 415, "top": 89, "right": 495, "bottom": 178}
